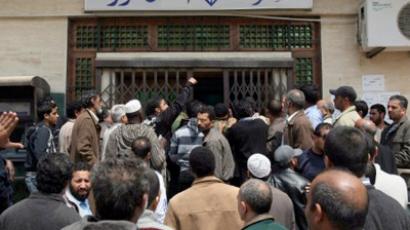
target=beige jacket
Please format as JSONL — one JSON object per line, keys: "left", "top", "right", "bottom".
{"left": 165, "top": 176, "right": 243, "bottom": 230}
{"left": 333, "top": 106, "right": 361, "bottom": 127}
{"left": 59, "top": 119, "right": 75, "bottom": 154}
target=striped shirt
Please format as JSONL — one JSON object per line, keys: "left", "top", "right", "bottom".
{"left": 168, "top": 118, "right": 204, "bottom": 172}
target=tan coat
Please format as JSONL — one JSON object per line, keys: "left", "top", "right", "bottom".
{"left": 333, "top": 106, "right": 361, "bottom": 127}
{"left": 70, "top": 110, "right": 100, "bottom": 166}
{"left": 164, "top": 176, "right": 243, "bottom": 230}
{"left": 283, "top": 110, "right": 313, "bottom": 151}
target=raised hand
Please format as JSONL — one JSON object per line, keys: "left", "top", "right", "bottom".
{"left": 188, "top": 77, "right": 198, "bottom": 85}
{"left": 0, "top": 112, "right": 20, "bottom": 148}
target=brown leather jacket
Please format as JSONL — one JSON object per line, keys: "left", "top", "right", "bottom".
{"left": 283, "top": 110, "right": 313, "bottom": 151}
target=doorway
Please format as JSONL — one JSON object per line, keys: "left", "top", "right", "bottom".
{"left": 193, "top": 71, "right": 224, "bottom": 106}
{"left": 98, "top": 67, "right": 292, "bottom": 112}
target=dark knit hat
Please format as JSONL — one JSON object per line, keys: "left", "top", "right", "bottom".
{"left": 214, "top": 103, "right": 229, "bottom": 119}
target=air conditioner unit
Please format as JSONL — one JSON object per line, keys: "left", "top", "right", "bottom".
{"left": 359, "top": 0, "right": 410, "bottom": 52}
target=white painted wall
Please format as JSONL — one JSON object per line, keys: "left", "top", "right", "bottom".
{"left": 0, "top": 18, "right": 68, "bottom": 93}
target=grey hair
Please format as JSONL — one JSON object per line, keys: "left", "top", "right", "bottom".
{"left": 389, "top": 95, "right": 408, "bottom": 109}
{"left": 111, "top": 104, "right": 126, "bottom": 123}
{"left": 239, "top": 179, "right": 272, "bottom": 214}
{"left": 91, "top": 158, "right": 149, "bottom": 220}
{"left": 324, "top": 101, "right": 335, "bottom": 114}
{"left": 287, "top": 89, "right": 306, "bottom": 109}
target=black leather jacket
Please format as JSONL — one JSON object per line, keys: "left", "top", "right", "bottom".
{"left": 269, "top": 168, "right": 309, "bottom": 230}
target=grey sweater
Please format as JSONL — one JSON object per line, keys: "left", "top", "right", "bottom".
{"left": 0, "top": 192, "right": 80, "bottom": 230}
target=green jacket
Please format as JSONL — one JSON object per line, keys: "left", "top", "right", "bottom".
{"left": 242, "top": 214, "right": 287, "bottom": 230}
{"left": 381, "top": 116, "right": 410, "bottom": 168}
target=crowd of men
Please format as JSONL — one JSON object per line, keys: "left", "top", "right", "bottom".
{"left": 0, "top": 77, "right": 410, "bottom": 229}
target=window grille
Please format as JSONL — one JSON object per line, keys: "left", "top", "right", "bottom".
{"left": 75, "top": 25, "right": 148, "bottom": 49}
{"left": 76, "top": 26, "right": 98, "bottom": 49}
{"left": 295, "top": 58, "right": 313, "bottom": 86}
{"left": 157, "top": 24, "right": 230, "bottom": 50}
{"left": 75, "top": 58, "right": 93, "bottom": 99}
{"left": 239, "top": 24, "right": 313, "bottom": 49}
{"left": 101, "top": 26, "right": 148, "bottom": 49}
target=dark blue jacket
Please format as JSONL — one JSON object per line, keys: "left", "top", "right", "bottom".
{"left": 25, "top": 122, "right": 56, "bottom": 171}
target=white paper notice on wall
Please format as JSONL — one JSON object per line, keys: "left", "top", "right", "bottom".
{"left": 362, "top": 75, "right": 385, "bottom": 91}
{"left": 362, "top": 91, "right": 400, "bottom": 107}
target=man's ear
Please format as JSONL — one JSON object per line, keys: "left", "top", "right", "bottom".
{"left": 313, "top": 203, "right": 324, "bottom": 223}
{"left": 151, "top": 192, "right": 161, "bottom": 211}
{"left": 155, "top": 107, "right": 161, "bottom": 114}
{"left": 401, "top": 108, "right": 407, "bottom": 117}
{"left": 90, "top": 96, "right": 96, "bottom": 105}
{"left": 240, "top": 201, "right": 247, "bottom": 216}
{"left": 142, "top": 193, "right": 148, "bottom": 209}
{"left": 121, "top": 115, "right": 127, "bottom": 124}
{"left": 290, "top": 158, "right": 298, "bottom": 169}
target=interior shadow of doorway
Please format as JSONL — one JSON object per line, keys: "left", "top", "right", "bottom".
{"left": 193, "top": 71, "right": 224, "bottom": 106}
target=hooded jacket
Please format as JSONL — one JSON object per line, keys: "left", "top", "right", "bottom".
{"left": 105, "top": 123, "right": 166, "bottom": 172}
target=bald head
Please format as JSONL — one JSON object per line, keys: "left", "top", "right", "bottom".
{"left": 355, "top": 119, "right": 377, "bottom": 137}
{"left": 317, "top": 99, "right": 335, "bottom": 114}
{"left": 317, "top": 99, "right": 326, "bottom": 109}
{"left": 306, "top": 169, "right": 368, "bottom": 230}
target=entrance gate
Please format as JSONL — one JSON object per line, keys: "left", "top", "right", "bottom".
{"left": 97, "top": 67, "right": 292, "bottom": 111}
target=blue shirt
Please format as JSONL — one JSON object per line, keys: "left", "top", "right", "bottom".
{"left": 304, "top": 105, "right": 323, "bottom": 129}
{"left": 297, "top": 148, "right": 325, "bottom": 181}
{"left": 65, "top": 189, "right": 92, "bottom": 217}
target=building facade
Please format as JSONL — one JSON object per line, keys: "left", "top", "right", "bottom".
{"left": 0, "top": 0, "right": 409, "bottom": 111}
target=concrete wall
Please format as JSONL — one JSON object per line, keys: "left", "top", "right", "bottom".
{"left": 0, "top": 18, "right": 68, "bottom": 93}
{"left": 321, "top": 15, "right": 410, "bottom": 104}
{"left": 0, "top": 0, "right": 409, "bottom": 107}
